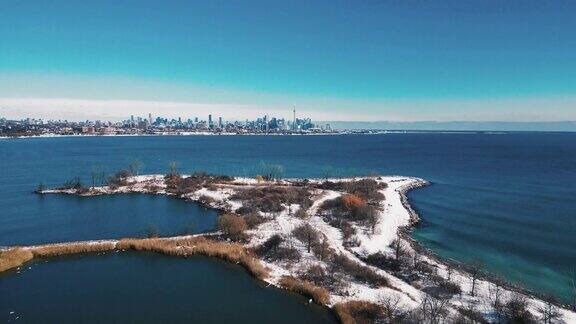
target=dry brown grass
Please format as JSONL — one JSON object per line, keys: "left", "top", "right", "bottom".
{"left": 279, "top": 275, "right": 331, "bottom": 305}
{"left": 334, "top": 300, "right": 383, "bottom": 324}
{"left": 0, "top": 248, "right": 34, "bottom": 272}
{"left": 117, "top": 236, "right": 268, "bottom": 280}
{"left": 30, "top": 241, "right": 116, "bottom": 257}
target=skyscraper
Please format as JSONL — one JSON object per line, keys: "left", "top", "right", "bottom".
{"left": 292, "top": 106, "right": 296, "bottom": 131}
{"left": 208, "top": 114, "right": 213, "bottom": 127}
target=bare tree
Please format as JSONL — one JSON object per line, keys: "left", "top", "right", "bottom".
{"left": 128, "top": 160, "right": 142, "bottom": 176}
{"left": 468, "top": 263, "right": 482, "bottom": 297}
{"left": 489, "top": 278, "right": 504, "bottom": 322}
{"left": 260, "top": 163, "right": 284, "bottom": 181}
{"left": 314, "top": 234, "right": 332, "bottom": 261}
{"left": 168, "top": 161, "right": 178, "bottom": 177}
{"left": 366, "top": 207, "right": 378, "bottom": 234}
{"left": 292, "top": 223, "right": 318, "bottom": 253}
{"left": 322, "top": 165, "right": 334, "bottom": 180}
{"left": 538, "top": 295, "right": 561, "bottom": 324}
{"left": 90, "top": 166, "right": 104, "bottom": 188}
{"left": 413, "top": 252, "right": 421, "bottom": 269}
{"left": 446, "top": 263, "right": 453, "bottom": 281}
{"left": 419, "top": 295, "right": 450, "bottom": 324}
{"left": 380, "top": 294, "right": 402, "bottom": 323}
{"left": 569, "top": 268, "right": 576, "bottom": 311}
{"left": 392, "top": 238, "right": 405, "bottom": 261}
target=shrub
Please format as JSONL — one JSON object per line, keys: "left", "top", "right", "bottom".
{"left": 364, "top": 252, "right": 402, "bottom": 273}
{"left": 256, "top": 234, "right": 283, "bottom": 257}
{"left": 235, "top": 204, "right": 257, "bottom": 215}
{"left": 299, "top": 264, "right": 326, "bottom": 286}
{"left": 344, "top": 179, "right": 386, "bottom": 203}
{"left": 61, "top": 177, "right": 83, "bottom": 190}
{"left": 294, "top": 208, "right": 308, "bottom": 218}
{"left": 218, "top": 214, "right": 247, "bottom": 240}
{"left": 230, "top": 186, "right": 312, "bottom": 213}
{"left": 457, "top": 305, "right": 489, "bottom": 324}
{"left": 244, "top": 213, "right": 265, "bottom": 229}
{"left": 503, "top": 294, "right": 535, "bottom": 323}
{"left": 316, "top": 179, "right": 386, "bottom": 203}
{"left": 342, "top": 194, "right": 365, "bottom": 209}
{"left": 106, "top": 170, "right": 131, "bottom": 187}
{"left": 331, "top": 253, "right": 389, "bottom": 287}
{"left": 0, "top": 248, "right": 34, "bottom": 272}
{"left": 272, "top": 246, "right": 301, "bottom": 261}
{"left": 438, "top": 280, "right": 462, "bottom": 297}
{"left": 165, "top": 172, "right": 234, "bottom": 195}
{"left": 279, "top": 276, "right": 330, "bottom": 305}
{"left": 255, "top": 234, "right": 300, "bottom": 261}
{"left": 197, "top": 195, "right": 216, "bottom": 206}
{"left": 321, "top": 196, "right": 379, "bottom": 226}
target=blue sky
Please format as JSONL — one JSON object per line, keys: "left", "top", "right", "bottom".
{"left": 0, "top": 0, "right": 575, "bottom": 121}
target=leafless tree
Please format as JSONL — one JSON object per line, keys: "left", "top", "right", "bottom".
{"left": 468, "top": 263, "right": 482, "bottom": 297}
{"left": 316, "top": 235, "right": 331, "bottom": 261}
{"left": 538, "top": 295, "right": 561, "bottom": 324}
{"left": 292, "top": 223, "right": 318, "bottom": 253}
{"left": 444, "top": 263, "right": 453, "bottom": 281}
{"left": 489, "top": 278, "right": 504, "bottom": 322}
{"left": 366, "top": 208, "right": 378, "bottom": 234}
{"left": 168, "top": 161, "right": 178, "bottom": 177}
{"left": 418, "top": 295, "right": 450, "bottom": 324}
{"left": 128, "top": 159, "right": 142, "bottom": 176}
{"left": 392, "top": 238, "right": 405, "bottom": 261}
{"left": 380, "top": 294, "right": 403, "bottom": 323}
{"left": 259, "top": 163, "right": 283, "bottom": 180}
{"left": 412, "top": 252, "right": 422, "bottom": 270}
{"left": 322, "top": 165, "right": 334, "bottom": 180}
{"left": 90, "top": 165, "right": 106, "bottom": 188}
{"left": 569, "top": 267, "right": 576, "bottom": 311}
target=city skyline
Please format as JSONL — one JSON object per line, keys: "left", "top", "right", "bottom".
{"left": 1, "top": 1, "right": 576, "bottom": 122}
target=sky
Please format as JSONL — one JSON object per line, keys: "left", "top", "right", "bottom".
{"left": 0, "top": 0, "right": 575, "bottom": 122}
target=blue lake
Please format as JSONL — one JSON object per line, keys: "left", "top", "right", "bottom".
{"left": 0, "top": 252, "right": 337, "bottom": 323}
{"left": 0, "top": 133, "right": 575, "bottom": 304}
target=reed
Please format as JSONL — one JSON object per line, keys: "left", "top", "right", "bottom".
{"left": 0, "top": 248, "right": 33, "bottom": 272}
{"left": 333, "top": 300, "right": 382, "bottom": 324}
{"left": 30, "top": 241, "right": 116, "bottom": 257}
{"left": 278, "top": 276, "right": 331, "bottom": 305}
{"left": 117, "top": 236, "right": 268, "bottom": 280}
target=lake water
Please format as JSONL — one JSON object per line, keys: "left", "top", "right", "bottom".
{"left": 0, "top": 252, "right": 337, "bottom": 323}
{"left": 0, "top": 133, "right": 575, "bottom": 306}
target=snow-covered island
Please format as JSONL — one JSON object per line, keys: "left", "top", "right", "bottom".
{"left": 2, "top": 172, "right": 575, "bottom": 323}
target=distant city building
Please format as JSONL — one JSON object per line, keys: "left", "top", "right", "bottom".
{"left": 0, "top": 110, "right": 330, "bottom": 137}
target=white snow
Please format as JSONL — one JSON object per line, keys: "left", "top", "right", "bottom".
{"left": 31, "top": 174, "right": 576, "bottom": 322}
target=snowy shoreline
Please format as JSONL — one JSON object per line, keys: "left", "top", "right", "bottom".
{"left": 3, "top": 174, "right": 575, "bottom": 322}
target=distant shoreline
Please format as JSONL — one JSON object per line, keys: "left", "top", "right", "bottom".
{"left": 3, "top": 129, "right": 571, "bottom": 140}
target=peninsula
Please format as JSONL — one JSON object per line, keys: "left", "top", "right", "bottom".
{"left": 1, "top": 171, "right": 574, "bottom": 323}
